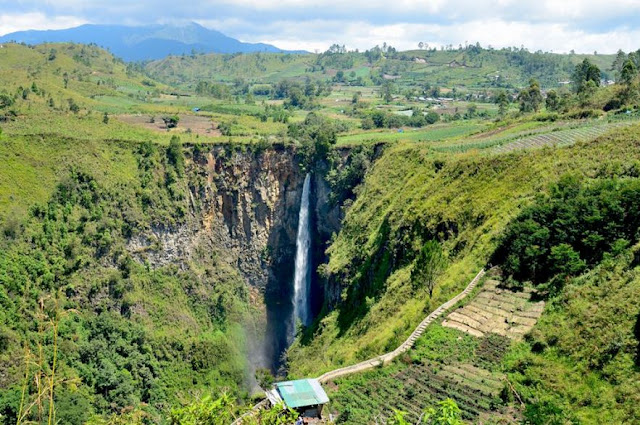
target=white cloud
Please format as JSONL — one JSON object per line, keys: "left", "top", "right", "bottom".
{"left": 2, "top": 1, "right": 640, "bottom": 54}
{"left": 199, "top": 18, "right": 640, "bottom": 54}
{"left": 0, "top": 12, "right": 87, "bottom": 36}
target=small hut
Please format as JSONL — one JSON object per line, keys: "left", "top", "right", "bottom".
{"left": 266, "top": 379, "right": 329, "bottom": 419}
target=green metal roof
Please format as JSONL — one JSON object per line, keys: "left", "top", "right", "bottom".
{"left": 275, "top": 379, "right": 329, "bottom": 409}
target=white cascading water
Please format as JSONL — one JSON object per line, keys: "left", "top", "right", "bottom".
{"left": 290, "top": 173, "right": 312, "bottom": 341}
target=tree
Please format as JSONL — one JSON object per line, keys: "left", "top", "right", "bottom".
{"left": 255, "top": 368, "right": 274, "bottom": 389}
{"left": 425, "top": 111, "right": 439, "bottom": 125}
{"left": 162, "top": 115, "right": 179, "bottom": 129}
{"left": 545, "top": 90, "right": 559, "bottom": 111}
{"left": 382, "top": 81, "right": 394, "bottom": 103}
{"left": 169, "top": 394, "right": 235, "bottom": 424}
{"left": 573, "top": 59, "right": 601, "bottom": 94}
{"left": 287, "top": 112, "right": 337, "bottom": 166}
{"left": 0, "top": 93, "right": 14, "bottom": 109}
{"left": 612, "top": 49, "right": 627, "bottom": 75}
{"left": 549, "top": 243, "right": 586, "bottom": 278}
{"left": 620, "top": 59, "right": 637, "bottom": 86}
{"left": 412, "top": 240, "right": 446, "bottom": 297}
{"left": 518, "top": 79, "right": 543, "bottom": 113}
{"left": 496, "top": 90, "right": 509, "bottom": 117}
{"left": 619, "top": 59, "right": 638, "bottom": 103}
{"left": 68, "top": 98, "right": 80, "bottom": 113}
{"left": 578, "top": 79, "right": 598, "bottom": 107}
{"left": 167, "top": 135, "right": 185, "bottom": 176}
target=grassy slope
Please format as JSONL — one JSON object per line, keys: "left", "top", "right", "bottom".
{"left": 505, "top": 255, "right": 640, "bottom": 423}
{"left": 287, "top": 124, "right": 640, "bottom": 378}
{"left": 0, "top": 134, "right": 140, "bottom": 225}
{"left": 145, "top": 53, "right": 315, "bottom": 86}
{"left": 0, "top": 133, "right": 254, "bottom": 423}
{"left": 0, "top": 43, "right": 164, "bottom": 111}
{"left": 0, "top": 44, "right": 261, "bottom": 423}
{"left": 327, "top": 255, "right": 640, "bottom": 424}
{"left": 146, "top": 48, "right": 615, "bottom": 90}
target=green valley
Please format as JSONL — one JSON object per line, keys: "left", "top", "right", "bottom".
{"left": 0, "top": 33, "right": 639, "bottom": 425}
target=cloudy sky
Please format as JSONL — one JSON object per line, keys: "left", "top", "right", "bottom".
{"left": 1, "top": 0, "right": 639, "bottom": 53}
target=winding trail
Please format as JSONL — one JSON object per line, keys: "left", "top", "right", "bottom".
{"left": 317, "top": 268, "right": 485, "bottom": 383}
{"left": 234, "top": 268, "right": 486, "bottom": 424}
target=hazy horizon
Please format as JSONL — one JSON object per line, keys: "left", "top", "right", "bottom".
{"left": 0, "top": 1, "right": 639, "bottom": 54}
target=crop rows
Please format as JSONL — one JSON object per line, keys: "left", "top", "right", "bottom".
{"left": 433, "top": 120, "right": 637, "bottom": 154}
{"left": 475, "top": 334, "right": 511, "bottom": 368}
{"left": 331, "top": 361, "right": 503, "bottom": 423}
{"left": 442, "top": 279, "right": 544, "bottom": 340}
{"left": 492, "top": 122, "right": 628, "bottom": 153}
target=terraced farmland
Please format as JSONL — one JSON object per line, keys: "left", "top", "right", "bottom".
{"left": 328, "top": 275, "right": 542, "bottom": 423}
{"left": 330, "top": 360, "right": 505, "bottom": 424}
{"left": 433, "top": 119, "right": 638, "bottom": 154}
{"left": 492, "top": 122, "right": 629, "bottom": 153}
{"left": 442, "top": 279, "right": 544, "bottom": 340}
{"left": 327, "top": 320, "right": 516, "bottom": 424}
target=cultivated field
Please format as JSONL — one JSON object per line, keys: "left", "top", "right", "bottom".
{"left": 116, "top": 114, "right": 222, "bottom": 136}
{"left": 330, "top": 361, "right": 505, "bottom": 423}
{"left": 442, "top": 279, "right": 544, "bottom": 340}
{"left": 433, "top": 119, "right": 639, "bottom": 153}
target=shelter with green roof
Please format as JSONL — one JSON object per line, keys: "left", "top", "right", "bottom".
{"left": 266, "top": 378, "right": 329, "bottom": 418}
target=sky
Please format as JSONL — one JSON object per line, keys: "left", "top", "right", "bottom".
{"left": 1, "top": 0, "right": 640, "bottom": 53}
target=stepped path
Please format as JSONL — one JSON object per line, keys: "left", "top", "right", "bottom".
{"left": 233, "top": 269, "right": 486, "bottom": 424}
{"left": 316, "top": 268, "right": 486, "bottom": 383}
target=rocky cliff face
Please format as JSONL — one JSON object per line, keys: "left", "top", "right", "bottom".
{"left": 198, "top": 145, "right": 305, "bottom": 289}
{"left": 126, "top": 143, "right": 351, "bottom": 369}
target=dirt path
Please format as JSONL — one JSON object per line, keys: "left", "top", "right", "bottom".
{"left": 233, "top": 268, "right": 486, "bottom": 424}
{"left": 317, "top": 268, "right": 486, "bottom": 383}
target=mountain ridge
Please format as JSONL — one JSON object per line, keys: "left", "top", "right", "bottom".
{"left": 0, "top": 22, "right": 303, "bottom": 61}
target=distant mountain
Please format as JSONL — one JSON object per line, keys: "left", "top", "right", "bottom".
{"left": 0, "top": 22, "right": 299, "bottom": 61}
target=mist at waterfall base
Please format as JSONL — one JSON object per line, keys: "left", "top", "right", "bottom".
{"left": 261, "top": 173, "right": 322, "bottom": 373}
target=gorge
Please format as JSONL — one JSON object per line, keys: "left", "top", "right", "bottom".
{"left": 186, "top": 145, "right": 342, "bottom": 372}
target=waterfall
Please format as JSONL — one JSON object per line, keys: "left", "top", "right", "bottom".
{"left": 291, "top": 173, "right": 312, "bottom": 340}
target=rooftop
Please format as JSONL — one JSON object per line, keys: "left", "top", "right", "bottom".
{"left": 268, "top": 379, "right": 329, "bottom": 409}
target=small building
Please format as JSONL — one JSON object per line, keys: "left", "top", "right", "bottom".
{"left": 266, "top": 379, "right": 329, "bottom": 419}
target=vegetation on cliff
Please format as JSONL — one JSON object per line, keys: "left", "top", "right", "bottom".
{"left": 0, "top": 136, "right": 252, "bottom": 424}
{"left": 1, "top": 37, "right": 640, "bottom": 425}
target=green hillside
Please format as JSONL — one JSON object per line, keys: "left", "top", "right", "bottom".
{"left": 1, "top": 38, "right": 640, "bottom": 425}
{"left": 145, "top": 47, "right": 617, "bottom": 91}
{"left": 0, "top": 44, "right": 260, "bottom": 424}
{"left": 287, "top": 125, "right": 640, "bottom": 423}
{"left": 0, "top": 134, "right": 255, "bottom": 424}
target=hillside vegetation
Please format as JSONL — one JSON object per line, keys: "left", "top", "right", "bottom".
{"left": 307, "top": 127, "right": 640, "bottom": 424}
{"left": 146, "top": 47, "right": 616, "bottom": 90}
{"left": 1, "top": 38, "right": 640, "bottom": 425}
{"left": 0, "top": 134, "right": 256, "bottom": 424}
{"left": 287, "top": 124, "right": 640, "bottom": 375}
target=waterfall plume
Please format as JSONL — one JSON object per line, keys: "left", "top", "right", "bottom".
{"left": 290, "top": 173, "right": 312, "bottom": 341}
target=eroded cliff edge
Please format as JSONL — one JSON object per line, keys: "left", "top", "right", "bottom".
{"left": 127, "top": 143, "right": 346, "bottom": 368}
